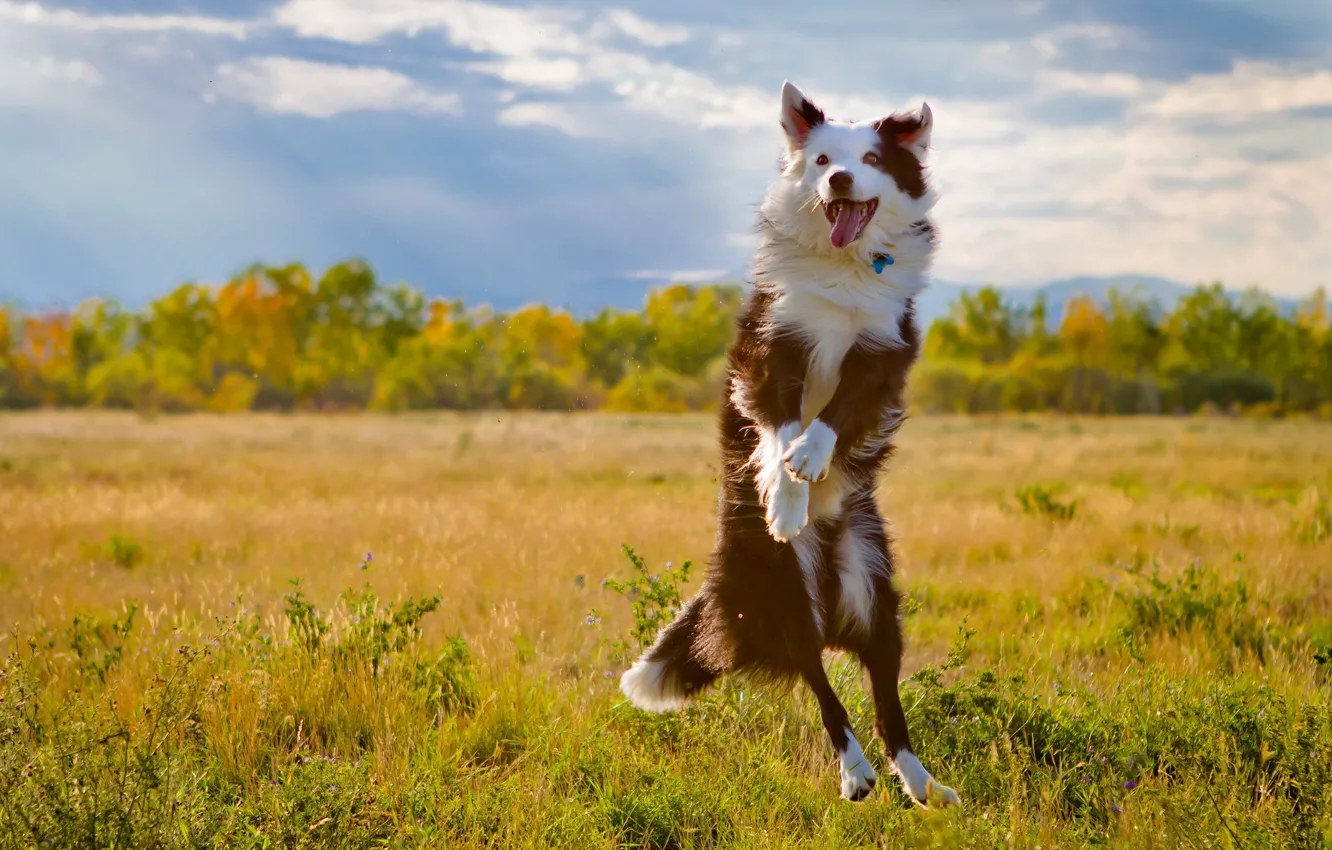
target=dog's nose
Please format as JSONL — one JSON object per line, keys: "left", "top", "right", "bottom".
{"left": 828, "top": 171, "right": 853, "bottom": 192}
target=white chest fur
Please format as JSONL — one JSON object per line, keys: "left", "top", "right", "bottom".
{"left": 756, "top": 226, "right": 927, "bottom": 427}
{"left": 769, "top": 283, "right": 913, "bottom": 428}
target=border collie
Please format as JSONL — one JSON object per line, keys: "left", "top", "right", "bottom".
{"left": 620, "top": 81, "right": 958, "bottom": 808}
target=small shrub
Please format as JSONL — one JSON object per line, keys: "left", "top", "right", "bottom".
{"left": 592, "top": 544, "right": 693, "bottom": 666}
{"left": 1116, "top": 558, "right": 1268, "bottom": 657}
{"left": 106, "top": 533, "right": 145, "bottom": 569}
{"left": 64, "top": 604, "right": 138, "bottom": 687}
{"left": 0, "top": 640, "right": 219, "bottom": 847}
{"left": 284, "top": 578, "right": 330, "bottom": 655}
{"left": 1013, "top": 483, "right": 1081, "bottom": 521}
{"left": 1109, "top": 470, "right": 1145, "bottom": 499}
{"left": 412, "top": 634, "right": 477, "bottom": 715}
{"left": 336, "top": 581, "right": 442, "bottom": 676}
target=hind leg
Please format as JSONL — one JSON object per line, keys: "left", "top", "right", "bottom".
{"left": 710, "top": 503, "right": 878, "bottom": 802}
{"left": 843, "top": 501, "right": 960, "bottom": 808}
{"left": 798, "top": 655, "right": 879, "bottom": 801}
{"left": 860, "top": 613, "right": 959, "bottom": 807}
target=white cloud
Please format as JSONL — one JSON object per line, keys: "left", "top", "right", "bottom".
{"left": 27, "top": 55, "right": 101, "bottom": 85}
{"left": 261, "top": 0, "right": 1332, "bottom": 291}
{"left": 463, "top": 56, "right": 584, "bottom": 90}
{"left": 270, "top": 0, "right": 747, "bottom": 132}
{"left": 497, "top": 102, "right": 598, "bottom": 137}
{"left": 626, "top": 268, "right": 732, "bottom": 283}
{"left": 0, "top": 16, "right": 105, "bottom": 106}
{"left": 1147, "top": 60, "right": 1332, "bottom": 122}
{"left": 924, "top": 62, "right": 1332, "bottom": 291}
{"left": 2, "top": 0, "right": 1329, "bottom": 297}
{"left": 588, "top": 51, "right": 770, "bottom": 129}
{"left": 212, "top": 57, "right": 461, "bottom": 118}
{"left": 1028, "top": 22, "right": 1126, "bottom": 60}
{"left": 1035, "top": 69, "right": 1145, "bottom": 99}
{"left": 0, "top": 0, "right": 248, "bottom": 37}
{"left": 597, "top": 10, "right": 688, "bottom": 47}
{"left": 971, "top": 23, "right": 1131, "bottom": 87}
{"left": 272, "top": 0, "right": 584, "bottom": 52}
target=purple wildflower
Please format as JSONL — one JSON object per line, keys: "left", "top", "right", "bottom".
{"left": 1123, "top": 780, "right": 1138, "bottom": 790}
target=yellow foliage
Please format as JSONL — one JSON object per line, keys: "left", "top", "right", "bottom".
{"left": 214, "top": 272, "right": 303, "bottom": 387}
{"left": 1059, "top": 294, "right": 1110, "bottom": 367}
{"left": 11, "top": 312, "right": 77, "bottom": 403}
{"left": 1, "top": 260, "right": 1329, "bottom": 417}
{"left": 604, "top": 359, "right": 724, "bottom": 412}
{"left": 0, "top": 306, "right": 10, "bottom": 365}
{"left": 207, "top": 372, "right": 261, "bottom": 413}
{"left": 503, "top": 304, "right": 582, "bottom": 370}
{"left": 423, "top": 299, "right": 465, "bottom": 346}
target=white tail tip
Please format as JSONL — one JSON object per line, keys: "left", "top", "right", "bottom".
{"left": 620, "top": 658, "right": 691, "bottom": 712}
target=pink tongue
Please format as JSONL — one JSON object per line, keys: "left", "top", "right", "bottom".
{"left": 829, "top": 203, "right": 862, "bottom": 248}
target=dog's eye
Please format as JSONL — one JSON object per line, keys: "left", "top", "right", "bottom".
{"left": 815, "top": 154, "right": 829, "bottom": 166}
{"left": 862, "top": 152, "right": 880, "bottom": 166}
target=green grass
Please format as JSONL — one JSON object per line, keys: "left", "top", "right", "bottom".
{"left": 1, "top": 411, "right": 1330, "bottom": 848}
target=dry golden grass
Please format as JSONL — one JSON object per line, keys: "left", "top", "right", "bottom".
{"left": 3, "top": 412, "right": 1327, "bottom": 667}
{"left": 1, "top": 411, "right": 1330, "bottom": 848}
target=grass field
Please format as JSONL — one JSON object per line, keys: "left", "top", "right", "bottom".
{"left": 1, "top": 411, "right": 1330, "bottom": 848}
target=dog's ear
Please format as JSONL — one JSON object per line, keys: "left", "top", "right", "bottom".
{"left": 780, "top": 81, "right": 825, "bottom": 148}
{"left": 875, "top": 102, "right": 933, "bottom": 157}
{"left": 901, "top": 102, "right": 933, "bottom": 155}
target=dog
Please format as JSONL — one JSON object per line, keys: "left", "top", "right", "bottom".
{"left": 620, "top": 80, "right": 958, "bottom": 808}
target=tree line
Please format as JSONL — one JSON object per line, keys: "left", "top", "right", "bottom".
{"left": 2, "top": 259, "right": 1329, "bottom": 416}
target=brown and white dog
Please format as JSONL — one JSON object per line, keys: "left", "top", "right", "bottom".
{"left": 620, "top": 81, "right": 958, "bottom": 808}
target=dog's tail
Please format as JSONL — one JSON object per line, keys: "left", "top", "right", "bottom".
{"left": 620, "top": 593, "right": 721, "bottom": 711}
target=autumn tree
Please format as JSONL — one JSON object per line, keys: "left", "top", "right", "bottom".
{"left": 1, "top": 259, "right": 1327, "bottom": 417}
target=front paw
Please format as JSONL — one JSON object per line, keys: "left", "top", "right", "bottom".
{"left": 766, "top": 479, "right": 809, "bottom": 542}
{"left": 839, "top": 732, "right": 878, "bottom": 802}
{"left": 891, "top": 749, "right": 961, "bottom": 809}
{"left": 924, "top": 779, "right": 961, "bottom": 808}
{"left": 783, "top": 420, "right": 836, "bottom": 483}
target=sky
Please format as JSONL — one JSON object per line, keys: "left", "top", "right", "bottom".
{"left": 1, "top": 0, "right": 1330, "bottom": 313}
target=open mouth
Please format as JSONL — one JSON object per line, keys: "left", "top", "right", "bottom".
{"left": 822, "top": 198, "right": 878, "bottom": 249}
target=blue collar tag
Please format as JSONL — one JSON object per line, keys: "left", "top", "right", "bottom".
{"left": 872, "top": 253, "right": 894, "bottom": 274}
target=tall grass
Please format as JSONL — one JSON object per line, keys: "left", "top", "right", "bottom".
{"left": 0, "top": 411, "right": 1329, "bottom": 847}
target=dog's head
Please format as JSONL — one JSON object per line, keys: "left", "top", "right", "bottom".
{"left": 770, "top": 81, "right": 934, "bottom": 252}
